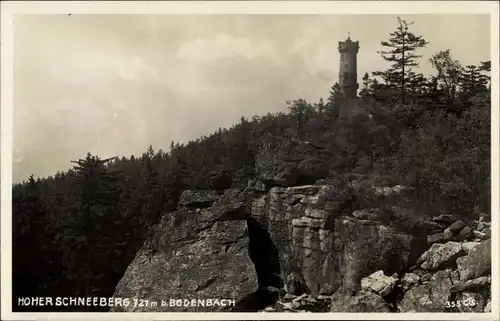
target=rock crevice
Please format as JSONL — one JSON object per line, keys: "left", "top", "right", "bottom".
{"left": 111, "top": 180, "right": 491, "bottom": 313}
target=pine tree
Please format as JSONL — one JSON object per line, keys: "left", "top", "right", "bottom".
{"left": 140, "top": 145, "right": 165, "bottom": 225}
{"left": 316, "top": 97, "right": 326, "bottom": 114}
{"left": 372, "top": 17, "right": 428, "bottom": 104}
{"left": 327, "top": 83, "right": 343, "bottom": 108}
{"left": 326, "top": 83, "right": 344, "bottom": 119}
{"left": 406, "top": 71, "right": 428, "bottom": 102}
{"left": 478, "top": 60, "right": 491, "bottom": 87}
{"left": 12, "top": 175, "right": 54, "bottom": 304}
{"left": 459, "top": 64, "right": 490, "bottom": 102}
{"left": 359, "top": 72, "right": 373, "bottom": 98}
{"left": 146, "top": 144, "right": 155, "bottom": 160}
{"left": 287, "top": 98, "right": 311, "bottom": 140}
{"left": 69, "top": 153, "right": 121, "bottom": 299}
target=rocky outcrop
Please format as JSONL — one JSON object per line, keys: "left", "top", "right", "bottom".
{"left": 395, "top": 220, "right": 491, "bottom": 313}
{"left": 249, "top": 185, "right": 419, "bottom": 297}
{"left": 111, "top": 189, "right": 258, "bottom": 312}
{"left": 326, "top": 218, "right": 490, "bottom": 313}
{"left": 112, "top": 178, "right": 491, "bottom": 314}
{"left": 262, "top": 214, "right": 491, "bottom": 313}
{"left": 456, "top": 239, "right": 491, "bottom": 281}
{"left": 417, "top": 241, "right": 464, "bottom": 270}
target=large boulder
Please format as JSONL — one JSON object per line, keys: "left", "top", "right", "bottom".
{"left": 461, "top": 241, "right": 480, "bottom": 254}
{"left": 449, "top": 220, "right": 467, "bottom": 233}
{"left": 456, "top": 239, "right": 491, "bottom": 281}
{"left": 361, "top": 270, "right": 399, "bottom": 297}
{"left": 417, "top": 242, "right": 465, "bottom": 271}
{"left": 111, "top": 190, "right": 257, "bottom": 312}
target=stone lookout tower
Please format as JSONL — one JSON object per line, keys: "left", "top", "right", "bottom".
{"left": 338, "top": 34, "right": 359, "bottom": 99}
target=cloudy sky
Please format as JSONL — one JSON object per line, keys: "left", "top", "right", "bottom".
{"left": 12, "top": 14, "right": 490, "bottom": 182}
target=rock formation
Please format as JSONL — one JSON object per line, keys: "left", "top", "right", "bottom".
{"left": 111, "top": 189, "right": 257, "bottom": 312}
{"left": 111, "top": 139, "right": 491, "bottom": 313}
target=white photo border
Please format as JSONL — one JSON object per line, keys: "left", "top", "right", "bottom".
{"left": 1, "top": 1, "right": 498, "bottom": 320}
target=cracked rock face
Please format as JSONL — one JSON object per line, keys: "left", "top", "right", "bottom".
{"left": 456, "top": 239, "right": 491, "bottom": 281}
{"left": 112, "top": 181, "right": 492, "bottom": 314}
{"left": 251, "top": 185, "right": 416, "bottom": 296}
{"left": 110, "top": 189, "right": 258, "bottom": 312}
{"left": 397, "top": 236, "right": 491, "bottom": 313}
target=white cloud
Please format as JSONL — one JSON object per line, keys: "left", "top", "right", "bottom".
{"left": 177, "top": 33, "right": 279, "bottom": 61}
{"left": 12, "top": 14, "right": 490, "bottom": 182}
{"left": 47, "top": 49, "right": 158, "bottom": 84}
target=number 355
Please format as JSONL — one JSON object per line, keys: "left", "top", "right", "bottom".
{"left": 446, "top": 298, "right": 477, "bottom": 308}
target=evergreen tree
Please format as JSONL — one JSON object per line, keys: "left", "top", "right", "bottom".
{"left": 315, "top": 97, "right": 326, "bottom": 114}
{"left": 372, "top": 17, "right": 428, "bottom": 104}
{"left": 459, "top": 64, "right": 490, "bottom": 103}
{"left": 12, "top": 175, "right": 53, "bottom": 304}
{"left": 69, "top": 153, "right": 121, "bottom": 299}
{"left": 287, "top": 98, "right": 311, "bottom": 140}
{"left": 326, "top": 83, "right": 344, "bottom": 119}
{"left": 359, "top": 72, "right": 373, "bottom": 98}
{"left": 140, "top": 145, "right": 164, "bottom": 225}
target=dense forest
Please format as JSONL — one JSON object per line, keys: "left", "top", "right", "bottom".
{"left": 12, "top": 17, "right": 491, "bottom": 312}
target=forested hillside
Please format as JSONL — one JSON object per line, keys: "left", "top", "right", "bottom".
{"left": 12, "top": 17, "right": 491, "bottom": 312}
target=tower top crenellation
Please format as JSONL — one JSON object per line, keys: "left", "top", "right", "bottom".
{"left": 338, "top": 34, "right": 359, "bottom": 53}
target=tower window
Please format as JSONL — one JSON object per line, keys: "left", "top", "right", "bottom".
{"left": 345, "top": 64, "right": 349, "bottom": 69}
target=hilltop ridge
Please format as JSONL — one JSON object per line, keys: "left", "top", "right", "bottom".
{"left": 12, "top": 17, "right": 491, "bottom": 312}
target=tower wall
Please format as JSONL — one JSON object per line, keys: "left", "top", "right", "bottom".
{"left": 338, "top": 38, "right": 359, "bottom": 99}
